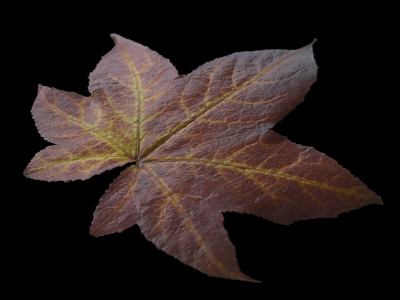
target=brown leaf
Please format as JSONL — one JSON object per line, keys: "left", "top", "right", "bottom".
{"left": 24, "top": 34, "right": 382, "bottom": 282}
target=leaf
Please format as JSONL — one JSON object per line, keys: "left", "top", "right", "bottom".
{"left": 24, "top": 34, "right": 382, "bottom": 282}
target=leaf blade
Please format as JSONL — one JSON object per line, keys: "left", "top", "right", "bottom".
{"left": 88, "top": 34, "right": 179, "bottom": 159}
{"left": 90, "top": 165, "right": 140, "bottom": 236}
{"left": 24, "top": 143, "right": 132, "bottom": 182}
{"left": 25, "top": 35, "right": 383, "bottom": 282}
{"left": 92, "top": 163, "right": 258, "bottom": 281}
{"left": 142, "top": 40, "right": 317, "bottom": 159}
{"left": 144, "top": 130, "right": 381, "bottom": 225}
{"left": 32, "top": 85, "right": 136, "bottom": 158}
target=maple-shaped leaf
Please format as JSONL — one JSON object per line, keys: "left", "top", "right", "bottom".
{"left": 24, "top": 34, "right": 382, "bottom": 282}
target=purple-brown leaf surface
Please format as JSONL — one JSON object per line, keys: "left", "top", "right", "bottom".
{"left": 24, "top": 34, "right": 382, "bottom": 282}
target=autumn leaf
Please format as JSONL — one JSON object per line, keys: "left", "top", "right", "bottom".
{"left": 24, "top": 34, "right": 382, "bottom": 282}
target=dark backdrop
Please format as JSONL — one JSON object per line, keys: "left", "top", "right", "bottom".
{"left": 7, "top": 3, "right": 395, "bottom": 298}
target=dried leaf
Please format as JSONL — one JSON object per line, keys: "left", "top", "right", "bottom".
{"left": 24, "top": 34, "right": 382, "bottom": 282}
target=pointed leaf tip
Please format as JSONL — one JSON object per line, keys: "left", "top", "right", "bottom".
{"left": 110, "top": 33, "right": 124, "bottom": 45}
{"left": 36, "top": 84, "right": 47, "bottom": 95}
{"left": 303, "top": 38, "right": 317, "bottom": 51}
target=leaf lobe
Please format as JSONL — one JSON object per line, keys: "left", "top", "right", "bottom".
{"left": 25, "top": 35, "right": 382, "bottom": 282}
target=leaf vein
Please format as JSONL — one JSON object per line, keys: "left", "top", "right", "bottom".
{"left": 120, "top": 45, "right": 143, "bottom": 159}
{"left": 142, "top": 48, "right": 303, "bottom": 159}
{"left": 144, "top": 159, "right": 364, "bottom": 198}
{"left": 142, "top": 165, "right": 238, "bottom": 277}
{"left": 43, "top": 93, "right": 132, "bottom": 158}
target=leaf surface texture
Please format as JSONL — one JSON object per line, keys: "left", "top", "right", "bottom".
{"left": 24, "top": 34, "right": 382, "bottom": 282}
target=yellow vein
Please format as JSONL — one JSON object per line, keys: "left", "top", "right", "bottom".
{"left": 222, "top": 141, "right": 259, "bottom": 164}
{"left": 144, "top": 158, "right": 364, "bottom": 198}
{"left": 100, "top": 82, "right": 146, "bottom": 154}
{"left": 142, "top": 165, "right": 186, "bottom": 227}
{"left": 99, "top": 84, "right": 136, "bottom": 125}
{"left": 141, "top": 69, "right": 164, "bottom": 96}
{"left": 215, "top": 167, "right": 252, "bottom": 206}
{"left": 142, "top": 165, "right": 238, "bottom": 277}
{"left": 242, "top": 169, "right": 280, "bottom": 209}
{"left": 203, "top": 60, "right": 224, "bottom": 106}
{"left": 44, "top": 95, "right": 132, "bottom": 158}
{"left": 96, "top": 166, "right": 140, "bottom": 228}
{"left": 121, "top": 45, "right": 143, "bottom": 160}
{"left": 30, "top": 155, "right": 129, "bottom": 170}
{"left": 227, "top": 88, "right": 302, "bottom": 105}
{"left": 141, "top": 47, "right": 304, "bottom": 160}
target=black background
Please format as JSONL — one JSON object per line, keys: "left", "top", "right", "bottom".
{"left": 7, "top": 3, "right": 396, "bottom": 298}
